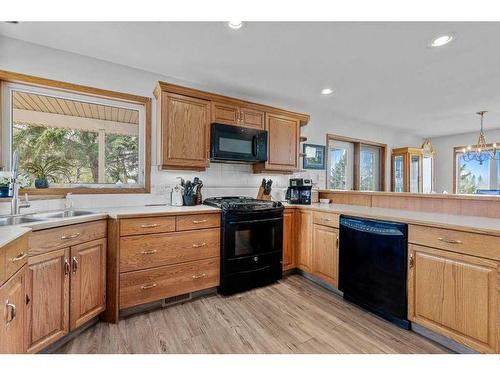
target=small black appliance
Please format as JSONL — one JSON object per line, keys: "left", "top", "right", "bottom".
{"left": 210, "top": 123, "right": 267, "bottom": 163}
{"left": 286, "top": 178, "right": 312, "bottom": 205}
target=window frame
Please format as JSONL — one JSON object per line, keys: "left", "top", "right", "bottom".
{"left": 0, "top": 70, "right": 151, "bottom": 195}
{"left": 326, "top": 133, "right": 387, "bottom": 191}
{"left": 453, "top": 143, "right": 499, "bottom": 194}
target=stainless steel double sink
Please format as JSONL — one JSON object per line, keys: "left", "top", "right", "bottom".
{"left": 0, "top": 210, "right": 97, "bottom": 227}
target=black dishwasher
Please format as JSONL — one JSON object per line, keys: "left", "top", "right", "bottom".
{"left": 338, "top": 215, "right": 409, "bottom": 329}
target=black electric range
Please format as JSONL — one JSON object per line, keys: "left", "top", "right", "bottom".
{"left": 204, "top": 197, "right": 284, "bottom": 295}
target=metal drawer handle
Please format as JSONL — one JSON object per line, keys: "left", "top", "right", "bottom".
{"left": 192, "top": 273, "right": 206, "bottom": 279}
{"left": 322, "top": 218, "right": 332, "bottom": 221}
{"left": 438, "top": 237, "right": 463, "bottom": 244}
{"left": 141, "top": 249, "right": 158, "bottom": 255}
{"left": 64, "top": 259, "right": 71, "bottom": 276}
{"left": 336, "top": 236, "right": 339, "bottom": 249}
{"left": 61, "top": 233, "right": 80, "bottom": 240}
{"left": 141, "top": 223, "right": 158, "bottom": 228}
{"left": 192, "top": 219, "right": 207, "bottom": 224}
{"left": 9, "top": 252, "right": 27, "bottom": 262}
{"left": 72, "top": 257, "right": 78, "bottom": 274}
{"left": 192, "top": 243, "right": 206, "bottom": 248}
{"left": 6, "top": 301, "right": 16, "bottom": 324}
{"left": 141, "top": 283, "right": 158, "bottom": 290}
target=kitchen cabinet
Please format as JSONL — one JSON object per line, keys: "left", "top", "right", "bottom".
{"left": 154, "top": 82, "right": 309, "bottom": 173}
{"left": 212, "top": 101, "right": 265, "bottom": 129}
{"left": 296, "top": 210, "right": 313, "bottom": 272}
{"left": 408, "top": 244, "right": 499, "bottom": 353}
{"left": 25, "top": 220, "right": 107, "bottom": 353}
{"left": 254, "top": 112, "right": 300, "bottom": 173}
{"left": 70, "top": 239, "right": 107, "bottom": 330}
{"left": 312, "top": 224, "right": 339, "bottom": 287}
{"left": 282, "top": 209, "right": 296, "bottom": 271}
{"left": 0, "top": 265, "right": 26, "bottom": 354}
{"left": 25, "top": 248, "right": 70, "bottom": 353}
{"left": 158, "top": 92, "right": 211, "bottom": 170}
{"left": 105, "top": 212, "right": 221, "bottom": 322}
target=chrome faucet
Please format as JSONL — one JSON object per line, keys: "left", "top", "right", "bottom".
{"left": 10, "top": 151, "right": 30, "bottom": 215}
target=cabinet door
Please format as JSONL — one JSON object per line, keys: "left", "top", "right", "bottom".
{"left": 408, "top": 244, "right": 499, "bottom": 353}
{"left": 0, "top": 266, "right": 26, "bottom": 354}
{"left": 265, "top": 113, "right": 300, "bottom": 171}
{"left": 70, "top": 239, "right": 107, "bottom": 331}
{"left": 212, "top": 101, "right": 239, "bottom": 125}
{"left": 25, "top": 248, "right": 70, "bottom": 353}
{"left": 312, "top": 224, "right": 339, "bottom": 287}
{"left": 282, "top": 209, "right": 296, "bottom": 271}
{"left": 161, "top": 92, "right": 210, "bottom": 169}
{"left": 296, "top": 210, "right": 313, "bottom": 272}
{"left": 240, "top": 107, "right": 265, "bottom": 129}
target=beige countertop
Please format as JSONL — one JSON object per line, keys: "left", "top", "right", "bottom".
{"left": 2, "top": 201, "right": 499, "bottom": 251}
{"left": 0, "top": 205, "right": 220, "bottom": 249}
{"left": 285, "top": 203, "right": 500, "bottom": 236}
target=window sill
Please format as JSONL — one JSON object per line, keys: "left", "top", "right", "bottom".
{"left": 19, "top": 187, "right": 150, "bottom": 195}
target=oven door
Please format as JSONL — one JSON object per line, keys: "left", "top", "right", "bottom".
{"left": 224, "top": 216, "right": 283, "bottom": 260}
{"left": 211, "top": 123, "right": 267, "bottom": 162}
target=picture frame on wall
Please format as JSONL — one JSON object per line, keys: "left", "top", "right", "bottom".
{"left": 303, "top": 143, "right": 325, "bottom": 170}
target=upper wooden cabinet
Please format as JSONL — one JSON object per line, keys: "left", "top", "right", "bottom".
{"left": 253, "top": 113, "right": 300, "bottom": 174}
{"left": 154, "top": 82, "right": 309, "bottom": 172}
{"left": 158, "top": 92, "right": 210, "bottom": 171}
{"left": 212, "top": 101, "right": 264, "bottom": 129}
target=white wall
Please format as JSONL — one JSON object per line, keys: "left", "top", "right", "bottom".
{"left": 431, "top": 129, "right": 500, "bottom": 193}
{"left": 0, "top": 35, "right": 422, "bottom": 210}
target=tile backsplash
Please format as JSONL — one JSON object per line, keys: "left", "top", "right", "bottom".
{"left": 0, "top": 162, "right": 326, "bottom": 213}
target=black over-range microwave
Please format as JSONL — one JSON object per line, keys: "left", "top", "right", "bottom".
{"left": 210, "top": 123, "right": 268, "bottom": 163}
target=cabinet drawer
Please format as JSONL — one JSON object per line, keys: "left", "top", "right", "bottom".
{"left": 176, "top": 213, "right": 220, "bottom": 231}
{"left": 409, "top": 225, "right": 500, "bottom": 261}
{"left": 3, "top": 235, "right": 28, "bottom": 282}
{"left": 312, "top": 211, "right": 339, "bottom": 228}
{"left": 119, "top": 257, "right": 220, "bottom": 309}
{"left": 120, "top": 228, "right": 220, "bottom": 272}
{"left": 120, "top": 216, "right": 175, "bottom": 236}
{"left": 29, "top": 220, "right": 107, "bottom": 256}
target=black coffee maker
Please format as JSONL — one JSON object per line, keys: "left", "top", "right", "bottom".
{"left": 286, "top": 178, "right": 312, "bottom": 205}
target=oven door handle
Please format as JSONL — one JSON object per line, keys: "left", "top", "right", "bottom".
{"left": 228, "top": 217, "right": 282, "bottom": 226}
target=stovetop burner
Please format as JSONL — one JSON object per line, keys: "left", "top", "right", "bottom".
{"left": 203, "top": 196, "right": 282, "bottom": 211}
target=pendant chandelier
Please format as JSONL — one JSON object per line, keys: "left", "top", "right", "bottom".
{"left": 461, "top": 111, "right": 498, "bottom": 165}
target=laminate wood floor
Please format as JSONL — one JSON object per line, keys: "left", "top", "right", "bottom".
{"left": 56, "top": 275, "right": 450, "bottom": 354}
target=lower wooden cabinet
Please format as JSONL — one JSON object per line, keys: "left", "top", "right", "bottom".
{"left": 0, "top": 265, "right": 26, "bottom": 354}
{"left": 70, "top": 239, "right": 106, "bottom": 330}
{"left": 296, "top": 210, "right": 313, "bottom": 272}
{"left": 25, "top": 236, "right": 107, "bottom": 353}
{"left": 25, "top": 248, "right": 70, "bottom": 353}
{"left": 408, "top": 244, "right": 499, "bottom": 353}
{"left": 312, "top": 224, "right": 339, "bottom": 287}
{"left": 282, "top": 209, "right": 296, "bottom": 271}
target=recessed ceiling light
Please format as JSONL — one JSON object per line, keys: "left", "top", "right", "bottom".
{"left": 321, "top": 88, "right": 334, "bottom": 95}
{"left": 227, "top": 21, "right": 243, "bottom": 30}
{"left": 431, "top": 35, "right": 453, "bottom": 47}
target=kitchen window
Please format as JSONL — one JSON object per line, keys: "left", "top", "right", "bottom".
{"left": 1, "top": 75, "right": 151, "bottom": 194}
{"left": 454, "top": 146, "right": 500, "bottom": 194}
{"left": 326, "top": 134, "right": 387, "bottom": 191}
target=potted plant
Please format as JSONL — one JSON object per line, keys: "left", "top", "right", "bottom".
{"left": 24, "top": 156, "right": 71, "bottom": 189}
{"left": 0, "top": 175, "right": 11, "bottom": 197}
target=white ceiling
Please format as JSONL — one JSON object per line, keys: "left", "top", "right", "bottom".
{"left": 1, "top": 22, "right": 500, "bottom": 138}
